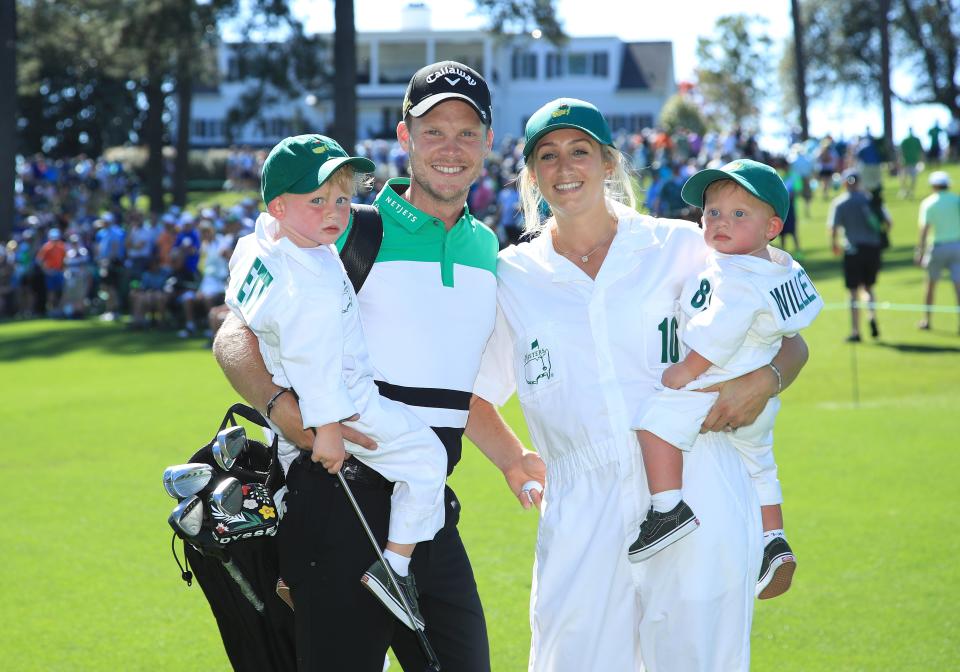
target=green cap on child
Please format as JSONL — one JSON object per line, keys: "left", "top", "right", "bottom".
{"left": 261, "top": 134, "right": 376, "bottom": 206}
{"left": 681, "top": 159, "right": 790, "bottom": 220}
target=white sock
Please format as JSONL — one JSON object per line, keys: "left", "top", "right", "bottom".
{"left": 763, "top": 529, "right": 786, "bottom": 544}
{"left": 650, "top": 489, "right": 682, "bottom": 514}
{"left": 383, "top": 549, "right": 410, "bottom": 577}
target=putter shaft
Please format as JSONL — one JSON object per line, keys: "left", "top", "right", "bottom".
{"left": 335, "top": 470, "right": 441, "bottom": 670}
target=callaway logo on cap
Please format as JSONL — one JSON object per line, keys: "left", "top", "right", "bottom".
{"left": 403, "top": 60, "right": 492, "bottom": 125}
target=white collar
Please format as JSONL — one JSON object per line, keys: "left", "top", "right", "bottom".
{"left": 711, "top": 246, "right": 796, "bottom": 276}
{"left": 532, "top": 201, "right": 664, "bottom": 282}
{"left": 253, "top": 212, "right": 333, "bottom": 277}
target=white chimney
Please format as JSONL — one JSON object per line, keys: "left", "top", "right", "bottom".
{"left": 401, "top": 2, "right": 431, "bottom": 31}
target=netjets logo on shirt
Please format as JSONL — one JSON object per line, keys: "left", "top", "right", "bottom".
{"left": 523, "top": 339, "right": 553, "bottom": 385}
{"left": 426, "top": 66, "right": 477, "bottom": 87}
{"left": 383, "top": 193, "right": 419, "bottom": 224}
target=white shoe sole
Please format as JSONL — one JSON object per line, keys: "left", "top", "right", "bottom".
{"left": 628, "top": 516, "right": 700, "bottom": 563}
{"left": 757, "top": 553, "right": 796, "bottom": 599}
{"left": 361, "top": 571, "right": 424, "bottom": 630}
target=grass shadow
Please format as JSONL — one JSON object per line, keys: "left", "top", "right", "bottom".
{"left": 0, "top": 320, "right": 209, "bottom": 362}
{"left": 873, "top": 341, "right": 960, "bottom": 354}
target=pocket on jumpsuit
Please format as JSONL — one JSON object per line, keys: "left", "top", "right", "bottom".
{"left": 515, "top": 323, "right": 563, "bottom": 404}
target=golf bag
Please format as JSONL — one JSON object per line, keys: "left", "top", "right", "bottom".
{"left": 171, "top": 204, "right": 384, "bottom": 671}
{"left": 176, "top": 402, "right": 296, "bottom": 672}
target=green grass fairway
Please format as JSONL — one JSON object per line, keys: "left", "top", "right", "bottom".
{"left": 3, "top": 167, "right": 959, "bottom": 670}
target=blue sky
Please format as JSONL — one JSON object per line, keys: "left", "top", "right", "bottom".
{"left": 293, "top": 0, "right": 950, "bottom": 150}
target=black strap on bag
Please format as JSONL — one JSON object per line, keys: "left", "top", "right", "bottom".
{"left": 215, "top": 402, "right": 284, "bottom": 495}
{"left": 342, "top": 204, "right": 384, "bottom": 292}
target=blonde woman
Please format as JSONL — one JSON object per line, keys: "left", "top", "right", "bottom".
{"left": 471, "top": 98, "right": 809, "bottom": 671}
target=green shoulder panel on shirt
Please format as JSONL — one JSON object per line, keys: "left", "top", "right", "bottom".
{"left": 339, "top": 178, "right": 498, "bottom": 276}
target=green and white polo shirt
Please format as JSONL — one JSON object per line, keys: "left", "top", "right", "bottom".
{"left": 337, "top": 178, "right": 499, "bottom": 472}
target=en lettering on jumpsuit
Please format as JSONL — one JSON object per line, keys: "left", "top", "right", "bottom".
{"left": 475, "top": 202, "right": 764, "bottom": 672}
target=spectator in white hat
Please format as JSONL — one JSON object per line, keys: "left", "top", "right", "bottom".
{"left": 915, "top": 171, "right": 960, "bottom": 332}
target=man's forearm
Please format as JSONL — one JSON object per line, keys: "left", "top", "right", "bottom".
{"left": 917, "top": 225, "right": 930, "bottom": 256}
{"left": 212, "top": 312, "right": 278, "bottom": 411}
{"left": 213, "top": 312, "right": 313, "bottom": 449}
{"left": 465, "top": 394, "right": 526, "bottom": 473}
{"left": 466, "top": 394, "right": 545, "bottom": 507}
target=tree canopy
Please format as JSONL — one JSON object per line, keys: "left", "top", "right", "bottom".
{"left": 8, "top": 0, "right": 566, "bottom": 218}
{"left": 779, "top": 0, "right": 960, "bottom": 119}
{"left": 694, "top": 14, "right": 774, "bottom": 132}
{"left": 658, "top": 93, "right": 707, "bottom": 136}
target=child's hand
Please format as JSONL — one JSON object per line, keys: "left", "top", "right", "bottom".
{"left": 311, "top": 423, "right": 346, "bottom": 474}
{"left": 662, "top": 362, "right": 694, "bottom": 390}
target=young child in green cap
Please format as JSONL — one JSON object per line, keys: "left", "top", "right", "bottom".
{"left": 629, "top": 159, "right": 822, "bottom": 600}
{"left": 225, "top": 134, "right": 447, "bottom": 630}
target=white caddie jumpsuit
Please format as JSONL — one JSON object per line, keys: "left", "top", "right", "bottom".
{"left": 474, "top": 202, "right": 763, "bottom": 672}
{"left": 634, "top": 247, "right": 823, "bottom": 506}
{"left": 226, "top": 214, "right": 447, "bottom": 545}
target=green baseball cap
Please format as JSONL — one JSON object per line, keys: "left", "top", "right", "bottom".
{"left": 523, "top": 98, "right": 613, "bottom": 160}
{"left": 261, "top": 134, "right": 376, "bottom": 205}
{"left": 681, "top": 159, "right": 790, "bottom": 220}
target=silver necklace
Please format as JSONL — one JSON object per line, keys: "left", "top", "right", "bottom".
{"left": 553, "top": 228, "right": 616, "bottom": 264}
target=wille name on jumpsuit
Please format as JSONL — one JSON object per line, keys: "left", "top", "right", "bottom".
{"left": 769, "top": 269, "right": 817, "bottom": 321}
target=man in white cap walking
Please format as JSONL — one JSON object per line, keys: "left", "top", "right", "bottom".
{"left": 915, "top": 171, "right": 960, "bottom": 332}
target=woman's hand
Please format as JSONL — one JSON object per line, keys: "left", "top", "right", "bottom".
{"left": 700, "top": 365, "right": 778, "bottom": 433}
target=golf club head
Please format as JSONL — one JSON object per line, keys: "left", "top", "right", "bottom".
{"left": 163, "top": 463, "right": 214, "bottom": 499}
{"left": 213, "top": 425, "right": 247, "bottom": 471}
{"left": 210, "top": 476, "right": 243, "bottom": 515}
{"left": 168, "top": 495, "right": 204, "bottom": 538}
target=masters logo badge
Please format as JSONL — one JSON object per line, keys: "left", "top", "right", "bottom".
{"left": 524, "top": 339, "right": 553, "bottom": 385}
{"left": 551, "top": 105, "right": 571, "bottom": 119}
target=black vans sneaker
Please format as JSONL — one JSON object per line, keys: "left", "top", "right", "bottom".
{"left": 628, "top": 500, "right": 699, "bottom": 562}
{"left": 361, "top": 560, "right": 425, "bottom": 630}
{"left": 757, "top": 536, "right": 796, "bottom": 599}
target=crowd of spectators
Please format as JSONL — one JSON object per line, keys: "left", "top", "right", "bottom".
{"left": 1, "top": 153, "right": 259, "bottom": 338}
{"left": 3, "top": 122, "right": 954, "bottom": 333}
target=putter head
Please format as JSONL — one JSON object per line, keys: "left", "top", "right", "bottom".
{"left": 210, "top": 476, "right": 243, "bottom": 515}
{"left": 213, "top": 425, "right": 247, "bottom": 471}
{"left": 163, "top": 463, "right": 214, "bottom": 499}
{"left": 168, "top": 495, "right": 204, "bottom": 538}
